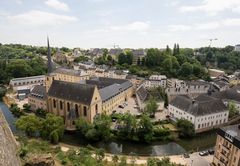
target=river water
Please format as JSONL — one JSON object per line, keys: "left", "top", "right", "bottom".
{"left": 0, "top": 101, "right": 216, "bottom": 156}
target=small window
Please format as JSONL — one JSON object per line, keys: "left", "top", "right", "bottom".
{"left": 67, "top": 102, "right": 70, "bottom": 111}
{"left": 60, "top": 101, "right": 63, "bottom": 110}
{"left": 84, "top": 106, "right": 87, "bottom": 116}
{"left": 53, "top": 99, "right": 56, "bottom": 108}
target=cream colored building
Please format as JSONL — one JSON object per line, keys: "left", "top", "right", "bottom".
{"left": 213, "top": 124, "right": 240, "bottom": 166}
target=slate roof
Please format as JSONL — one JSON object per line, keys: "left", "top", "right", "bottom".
{"left": 48, "top": 80, "right": 96, "bottom": 105}
{"left": 109, "top": 49, "right": 122, "bottom": 56}
{"left": 186, "top": 80, "right": 210, "bottom": 86}
{"left": 136, "top": 86, "right": 149, "bottom": 102}
{"left": 29, "top": 85, "right": 47, "bottom": 100}
{"left": 211, "top": 85, "right": 240, "bottom": 102}
{"left": 54, "top": 68, "right": 88, "bottom": 77}
{"left": 86, "top": 77, "right": 132, "bottom": 102}
{"left": 170, "top": 94, "right": 227, "bottom": 116}
{"left": 132, "top": 49, "right": 146, "bottom": 57}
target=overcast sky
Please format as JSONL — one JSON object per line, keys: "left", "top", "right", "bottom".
{"left": 1, "top": 0, "right": 240, "bottom": 49}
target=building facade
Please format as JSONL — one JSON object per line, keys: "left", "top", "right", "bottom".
{"left": 28, "top": 85, "right": 47, "bottom": 111}
{"left": 213, "top": 125, "right": 240, "bottom": 166}
{"left": 168, "top": 95, "right": 228, "bottom": 132}
{"left": 144, "top": 75, "right": 167, "bottom": 89}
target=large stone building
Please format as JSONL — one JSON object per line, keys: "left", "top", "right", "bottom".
{"left": 213, "top": 124, "right": 240, "bottom": 166}
{"left": 168, "top": 94, "right": 228, "bottom": 132}
{"left": 144, "top": 75, "right": 167, "bottom": 89}
{"left": 28, "top": 85, "right": 47, "bottom": 111}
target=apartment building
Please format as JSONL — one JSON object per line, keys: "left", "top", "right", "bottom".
{"left": 144, "top": 75, "right": 167, "bottom": 89}
{"left": 168, "top": 94, "right": 228, "bottom": 132}
{"left": 28, "top": 85, "right": 47, "bottom": 111}
{"left": 213, "top": 124, "right": 240, "bottom": 166}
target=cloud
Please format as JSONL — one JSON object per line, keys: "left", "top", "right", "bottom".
{"left": 7, "top": 10, "right": 77, "bottom": 26}
{"left": 45, "top": 0, "right": 69, "bottom": 11}
{"left": 109, "top": 21, "right": 150, "bottom": 31}
{"left": 179, "top": 0, "right": 240, "bottom": 15}
{"left": 195, "top": 22, "right": 220, "bottom": 30}
{"left": 168, "top": 25, "right": 191, "bottom": 31}
{"left": 223, "top": 18, "right": 240, "bottom": 26}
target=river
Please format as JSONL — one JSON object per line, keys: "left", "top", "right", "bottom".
{"left": 0, "top": 101, "right": 216, "bottom": 156}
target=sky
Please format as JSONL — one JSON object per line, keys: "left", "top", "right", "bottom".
{"left": 0, "top": 0, "right": 240, "bottom": 49}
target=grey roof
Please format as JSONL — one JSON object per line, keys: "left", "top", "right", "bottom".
{"left": 211, "top": 85, "right": 240, "bottom": 102}
{"left": 54, "top": 68, "right": 88, "bottom": 77}
{"left": 29, "top": 85, "right": 47, "bottom": 100}
{"left": 132, "top": 49, "right": 146, "bottom": 57}
{"left": 170, "top": 95, "right": 227, "bottom": 116}
{"left": 220, "top": 124, "right": 240, "bottom": 142}
{"left": 48, "top": 80, "right": 96, "bottom": 105}
{"left": 186, "top": 80, "right": 210, "bottom": 86}
{"left": 87, "top": 77, "right": 132, "bottom": 102}
{"left": 109, "top": 49, "right": 122, "bottom": 56}
{"left": 136, "top": 86, "right": 149, "bottom": 102}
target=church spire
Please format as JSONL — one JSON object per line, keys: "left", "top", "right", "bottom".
{"left": 47, "top": 36, "right": 52, "bottom": 73}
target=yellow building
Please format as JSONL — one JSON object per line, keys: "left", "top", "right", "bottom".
{"left": 213, "top": 124, "right": 240, "bottom": 166}
{"left": 47, "top": 80, "right": 102, "bottom": 130}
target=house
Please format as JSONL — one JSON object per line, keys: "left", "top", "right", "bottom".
{"left": 54, "top": 48, "right": 67, "bottom": 64}
{"left": 213, "top": 124, "right": 240, "bottom": 166}
{"left": 132, "top": 49, "right": 146, "bottom": 65}
{"left": 109, "top": 48, "right": 122, "bottom": 60}
{"left": 168, "top": 94, "right": 228, "bottom": 132}
{"left": 136, "top": 86, "right": 164, "bottom": 111}
{"left": 28, "top": 85, "right": 47, "bottom": 111}
{"left": 234, "top": 44, "right": 240, "bottom": 52}
{"left": 211, "top": 85, "right": 240, "bottom": 110}
{"left": 144, "top": 75, "right": 167, "bottom": 89}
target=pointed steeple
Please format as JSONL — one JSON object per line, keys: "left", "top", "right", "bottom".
{"left": 47, "top": 36, "right": 52, "bottom": 73}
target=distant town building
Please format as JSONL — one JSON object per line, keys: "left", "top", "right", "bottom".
{"left": 108, "top": 48, "right": 122, "bottom": 60}
{"left": 54, "top": 48, "right": 67, "bottom": 64}
{"left": 213, "top": 124, "right": 240, "bottom": 166}
{"left": 168, "top": 94, "right": 228, "bottom": 132}
{"left": 234, "top": 44, "right": 240, "bottom": 52}
{"left": 144, "top": 75, "right": 167, "bottom": 89}
{"left": 209, "top": 68, "right": 225, "bottom": 78}
{"left": 10, "top": 75, "right": 45, "bottom": 91}
{"left": 132, "top": 49, "right": 146, "bottom": 65}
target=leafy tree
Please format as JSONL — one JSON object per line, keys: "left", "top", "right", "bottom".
{"left": 177, "top": 119, "right": 195, "bottom": 138}
{"left": 228, "top": 101, "right": 239, "bottom": 118}
{"left": 23, "top": 103, "right": 31, "bottom": 113}
{"left": 74, "top": 56, "right": 89, "bottom": 63}
{"left": 16, "top": 114, "right": 42, "bottom": 137}
{"left": 95, "top": 148, "right": 105, "bottom": 161}
{"left": 50, "top": 129, "right": 59, "bottom": 144}
{"left": 76, "top": 117, "right": 93, "bottom": 135}
{"left": 10, "top": 103, "right": 24, "bottom": 117}
{"left": 138, "top": 114, "right": 154, "bottom": 142}
{"left": 35, "top": 108, "right": 47, "bottom": 118}
{"left": 94, "top": 114, "right": 111, "bottom": 141}
{"left": 178, "top": 62, "right": 193, "bottom": 78}
{"left": 144, "top": 97, "right": 158, "bottom": 117}
{"left": 119, "top": 112, "right": 137, "bottom": 139}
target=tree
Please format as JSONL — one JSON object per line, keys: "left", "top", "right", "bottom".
{"left": 144, "top": 97, "right": 158, "bottom": 117}
{"left": 165, "top": 45, "right": 171, "bottom": 55}
{"left": 23, "top": 103, "right": 31, "bottom": 113}
{"left": 76, "top": 117, "right": 93, "bottom": 135}
{"left": 10, "top": 104, "right": 24, "bottom": 117}
{"left": 35, "top": 108, "right": 47, "bottom": 118}
{"left": 162, "top": 58, "right": 172, "bottom": 73}
{"left": 228, "top": 101, "right": 239, "bottom": 118}
{"left": 93, "top": 114, "right": 111, "bottom": 141}
{"left": 119, "top": 113, "right": 137, "bottom": 139}
{"left": 177, "top": 119, "right": 195, "bottom": 138}
{"left": 16, "top": 114, "right": 42, "bottom": 137}
{"left": 95, "top": 148, "right": 105, "bottom": 161}
{"left": 178, "top": 62, "right": 193, "bottom": 78}
{"left": 138, "top": 114, "right": 154, "bottom": 142}
{"left": 40, "top": 113, "right": 64, "bottom": 140}
{"left": 0, "top": 86, "right": 7, "bottom": 101}
{"left": 50, "top": 129, "right": 59, "bottom": 144}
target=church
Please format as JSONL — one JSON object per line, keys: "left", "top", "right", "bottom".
{"left": 30, "top": 37, "right": 134, "bottom": 130}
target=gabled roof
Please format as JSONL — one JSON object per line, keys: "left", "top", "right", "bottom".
{"left": 54, "top": 68, "right": 88, "bottom": 77}
{"left": 48, "top": 80, "right": 96, "bottom": 105}
{"left": 30, "top": 85, "right": 47, "bottom": 100}
{"left": 170, "top": 95, "right": 227, "bottom": 116}
{"left": 211, "top": 85, "right": 240, "bottom": 102}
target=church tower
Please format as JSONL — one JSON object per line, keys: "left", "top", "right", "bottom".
{"left": 46, "top": 36, "right": 55, "bottom": 92}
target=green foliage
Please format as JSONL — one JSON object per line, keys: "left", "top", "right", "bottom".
{"left": 138, "top": 114, "right": 154, "bottom": 142}
{"left": 73, "top": 56, "right": 89, "bottom": 63}
{"left": 177, "top": 119, "right": 195, "bottom": 138}
{"left": 228, "top": 101, "right": 239, "bottom": 118}
{"left": 50, "top": 130, "right": 59, "bottom": 144}
{"left": 35, "top": 108, "right": 47, "bottom": 118}
{"left": 0, "top": 86, "right": 7, "bottom": 101}
{"left": 23, "top": 103, "right": 31, "bottom": 113}
{"left": 144, "top": 97, "right": 158, "bottom": 117}
{"left": 118, "top": 51, "right": 133, "bottom": 65}
{"left": 16, "top": 114, "right": 42, "bottom": 137}
{"left": 119, "top": 156, "right": 127, "bottom": 166}
{"left": 10, "top": 103, "right": 24, "bottom": 117}
{"left": 147, "top": 157, "right": 182, "bottom": 166}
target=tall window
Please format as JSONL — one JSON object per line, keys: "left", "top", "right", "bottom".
{"left": 84, "top": 106, "right": 87, "bottom": 116}
{"left": 67, "top": 102, "right": 70, "bottom": 112}
{"left": 53, "top": 99, "right": 56, "bottom": 108}
{"left": 75, "top": 104, "right": 79, "bottom": 117}
{"left": 60, "top": 101, "right": 63, "bottom": 110}
{"left": 95, "top": 104, "right": 98, "bottom": 114}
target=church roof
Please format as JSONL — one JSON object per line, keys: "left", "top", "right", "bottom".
{"left": 48, "top": 80, "right": 96, "bottom": 105}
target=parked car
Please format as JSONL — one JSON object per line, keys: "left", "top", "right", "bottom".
{"left": 118, "top": 105, "right": 124, "bottom": 108}
{"left": 183, "top": 153, "right": 190, "bottom": 158}
{"left": 208, "top": 149, "right": 215, "bottom": 155}
{"left": 199, "top": 151, "right": 209, "bottom": 156}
